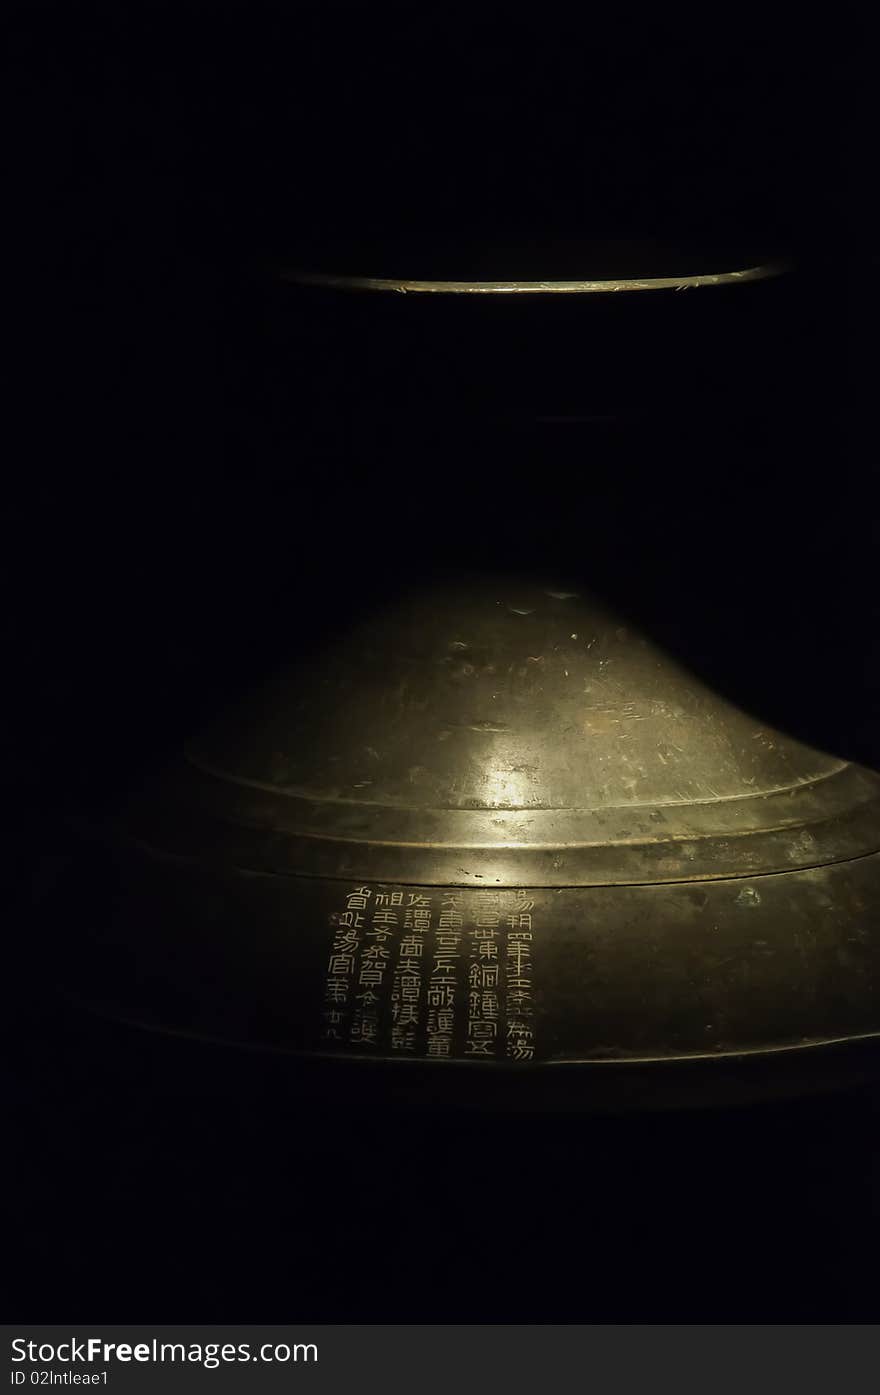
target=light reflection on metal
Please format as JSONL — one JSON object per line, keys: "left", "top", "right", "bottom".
{"left": 51, "top": 580, "right": 880, "bottom": 1107}
{"left": 281, "top": 262, "right": 789, "bottom": 295}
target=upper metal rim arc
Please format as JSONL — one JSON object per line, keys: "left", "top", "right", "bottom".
{"left": 279, "top": 262, "right": 789, "bottom": 295}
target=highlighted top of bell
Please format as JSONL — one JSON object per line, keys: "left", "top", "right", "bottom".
{"left": 152, "top": 581, "right": 880, "bottom": 889}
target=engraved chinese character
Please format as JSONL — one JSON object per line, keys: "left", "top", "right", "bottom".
{"left": 468, "top": 1019, "right": 497, "bottom": 1041}
{"left": 507, "top": 945, "right": 532, "bottom": 973}
{"left": 327, "top": 952, "right": 356, "bottom": 977}
{"left": 468, "top": 962, "right": 499, "bottom": 989}
{"left": 427, "top": 985, "right": 455, "bottom": 1008}
{"left": 332, "top": 929, "right": 360, "bottom": 954}
{"left": 507, "top": 1022, "right": 535, "bottom": 1061}
{"left": 481, "top": 991, "right": 500, "bottom": 1020}
{"left": 404, "top": 907, "right": 432, "bottom": 931}
{"left": 508, "top": 984, "right": 533, "bottom": 1001}
{"left": 476, "top": 912, "right": 500, "bottom": 929}
{"left": 352, "top": 1016, "right": 378, "bottom": 1044}
{"left": 359, "top": 967, "right": 385, "bottom": 987}
{"left": 506, "top": 913, "right": 532, "bottom": 931}
{"left": 393, "top": 1002, "right": 420, "bottom": 1027}
{"left": 431, "top": 958, "right": 458, "bottom": 977}
{"left": 371, "top": 910, "right": 400, "bottom": 928}
{"left": 337, "top": 910, "right": 365, "bottom": 929}
{"left": 361, "top": 945, "right": 390, "bottom": 964}
{"left": 435, "top": 932, "right": 461, "bottom": 952}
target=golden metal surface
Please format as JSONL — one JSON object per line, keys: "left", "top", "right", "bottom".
{"left": 170, "top": 582, "right": 880, "bottom": 887}
{"left": 281, "top": 262, "right": 788, "bottom": 296}
{"left": 50, "top": 582, "right": 880, "bottom": 1104}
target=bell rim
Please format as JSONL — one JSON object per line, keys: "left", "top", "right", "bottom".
{"left": 278, "top": 260, "right": 790, "bottom": 297}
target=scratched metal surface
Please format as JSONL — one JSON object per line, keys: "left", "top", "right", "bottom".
{"left": 48, "top": 581, "right": 880, "bottom": 1100}
{"left": 174, "top": 581, "right": 880, "bottom": 885}
{"left": 281, "top": 263, "right": 785, "bottom": 296}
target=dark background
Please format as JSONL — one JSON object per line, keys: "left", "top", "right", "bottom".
{"left": 6, "top": 3, "right": 878, "bottom": 1320}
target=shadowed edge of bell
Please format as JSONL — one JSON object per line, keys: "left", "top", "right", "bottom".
{"left": 48, "top": 990, "right": 880, "bottom": 1113}
{"left": 52, "top": 992, "right": 880, "bottom": 1066}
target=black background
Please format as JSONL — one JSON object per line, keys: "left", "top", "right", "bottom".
{"left": 6, "top": 3, "right": 878, "bottom": 1321}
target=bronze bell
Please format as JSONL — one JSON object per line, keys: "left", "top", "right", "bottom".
{"left": 49, "top": 249, "right": 880, "bottom": 1110}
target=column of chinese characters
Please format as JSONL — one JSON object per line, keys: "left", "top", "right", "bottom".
{"left": 506, "top": 889, "right": 535, "bottom": 1061}
{"left": 426, "top": 892, "right": 462, "bottom": 1057}
{"left": 467, "top": 892, "right": 502, "bottom": 1058}
{"left": 350, "top": 889, "right": 401, "bottom": 1047}
{"left": 322, "top": 885, "right": 371, "bottom": 1042}
{"left": 390, "top": 892, "right": 432, "bottom": 1052}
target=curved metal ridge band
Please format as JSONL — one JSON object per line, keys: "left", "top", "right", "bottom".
{"left": 280, "top": 262, "right": 789, "bottom": 295}
{"left": 112, "top": 831, "right": 880, "bottom": 892}
{"left": 184, "top": 751, "right": 850, "bottom": 813}
{"left": 120, "top": 761, "right": 880, "bottom": 887}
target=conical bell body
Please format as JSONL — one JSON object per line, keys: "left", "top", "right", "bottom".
{"left": 40, "top": 241, "right": 873, "bottom": 1110}
{"left": 53, "top": 576, "right": 880, "bottom": 1107}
